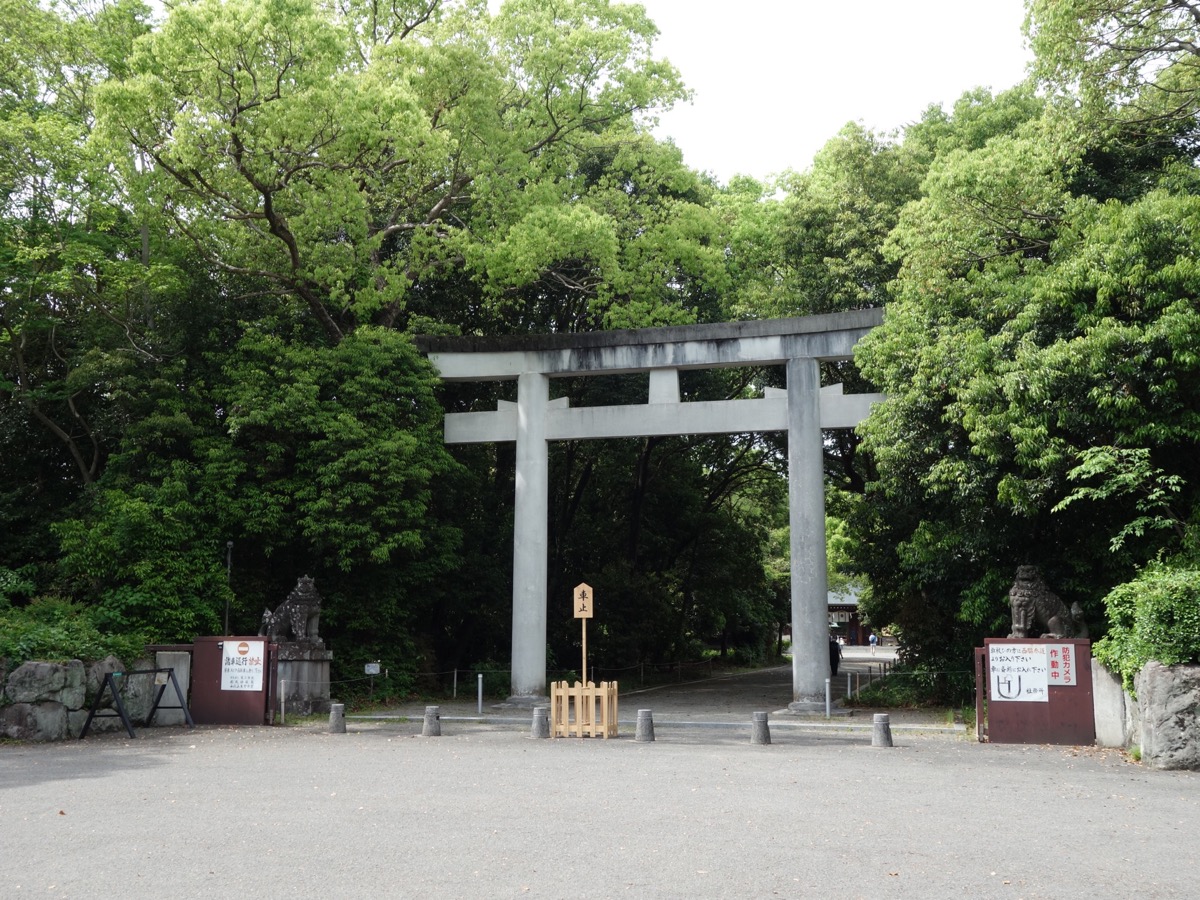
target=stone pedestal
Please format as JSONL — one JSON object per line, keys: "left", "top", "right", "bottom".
{"left": 276, "top": 642, "right": 333, "bottom": 716}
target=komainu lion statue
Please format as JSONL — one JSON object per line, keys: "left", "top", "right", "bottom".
{"left": 1007, "top": 565, "right": 1087, "bottom": 640}
{"left": 259, "top": 575, "right": 322, "bottom": 643}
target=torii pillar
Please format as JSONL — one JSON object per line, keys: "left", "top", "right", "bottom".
{"left": 787, "top": 356, "right": 829, "bottom": 711}
{"left": 416, "top": 309, "right": 885, "bottom": 708}
{"left": 512, "top": 371, "right": 550, "bottom": 700}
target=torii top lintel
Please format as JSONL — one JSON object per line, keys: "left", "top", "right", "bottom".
{"left": 414, "top": 309, "right": 884, "bottom": 381}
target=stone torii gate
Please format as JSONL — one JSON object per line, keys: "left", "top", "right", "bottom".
{"left": 415, "top": 309, "right": 884, "bottom": 710}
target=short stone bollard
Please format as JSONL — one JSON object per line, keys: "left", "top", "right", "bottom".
{"left": 531, "top": 706, "right": 549, "bottom": 739}
{"left": 422, "top": 705, "right": 441, "bottom": 737}
{"left": 751, "top": 711, "right": 771, "bottom": 745}
{"left": 635, "top": 709, "right": 655, "bottom": 743}
{"left": 329, "top": 703, "right": 346, "bottom": 734}
{"left": 872, "top": 712, "right": 893, "bottom": 748}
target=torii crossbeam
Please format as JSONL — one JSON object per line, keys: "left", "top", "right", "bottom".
{"left": 416, "top": 309, "right": 885, "bottom": 710}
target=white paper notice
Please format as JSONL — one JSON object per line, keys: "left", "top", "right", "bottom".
{"left": 989, "top": 643, "right": 1049, "bottom": 702}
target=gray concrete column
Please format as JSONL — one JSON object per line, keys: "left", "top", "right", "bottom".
{"left": 786, "top": 356, "right": 830, "bottom": 711}
{"left": 635, "top": 709, "right": 655, "bottom": 742}
{"left": 751, "top": 711, "right": 772, "bottom": 745}
{"left": 328, "top": 703, "right": 346, "bottom": 734}
{"left": 871, "top": 712, "right": 894, "bottom": 748}
{"left": 510, "top": 372, "right": 550, "bottom": 702}
{"left": 531, "top": 706, "right": 550, "bottom": 738}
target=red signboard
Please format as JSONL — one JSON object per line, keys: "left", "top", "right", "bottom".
{"left": 979, "top": 638, "right": 1094, "bottom": 745}
{"left": 190, "top": 636, "right": 275, "bottom": 725}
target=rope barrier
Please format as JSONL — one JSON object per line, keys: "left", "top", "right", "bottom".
{"left": 292, "top": 659, "right": 805, "bottom": 698}
{"left": 396, "top": 660, "right": 733, "bottom": 681}
{"left": 277, "top": 674, "right": 378, "bottom": 688}
{"left": 306, "top": 663, "right": 971, "bottom": 687}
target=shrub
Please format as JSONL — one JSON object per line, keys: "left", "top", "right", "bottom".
{"left": 1093, "top": 563, "right": 1200, "bottom": 694}
{"left": 0, "top": 597, "right": 148, "bottom": 672}
{"left": 848, "top": 667, "right": 974, "bottom": 707}
{"left": 0, "top": 566, "right": 36, "bottom": 605}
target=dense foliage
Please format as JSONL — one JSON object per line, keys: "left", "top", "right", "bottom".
{"left": 0, "top": 592, "right": 149, "bottom": 668}
{"left": 1, "top": 0, "right": 774, "bottom": 691}
{"left": 1094, "top": 564, "right": 1200, "bottom": 692}
{"left": 3, "top": 0, "right": 1197, "bottom": 700}
{"left": 843, "top": 4, "right": 1200, "bottom": 699}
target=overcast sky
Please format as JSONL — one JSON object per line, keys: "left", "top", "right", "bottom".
{"left": 637, "top": 0, "right": 1034, "bottom": 183}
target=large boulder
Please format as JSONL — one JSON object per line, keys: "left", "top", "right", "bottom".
{"left": 121, "top": 658, "right": 157, "bottom": 723}
{"left": 61, "top": 660, "right": 86, "bottom": 710}
{"left": 6, "top": 661, "right": 66, "bottom": 703}
{"left": 1137, "top": 661, "right": 1200, "bottom": 771}
{"left": 0, "top": 703, "right": 34, "bottom": 739}
{"left": 86, "top": 655, "right": 125, "bottom": 704}
{"left": 0, "top": 701, "right": 70, "bottom": 741}
{"left": 83, "top": 655, "right": 154, "bottom": 723}
{"left": 5, "top": 660, "right": 84, "bottom": 706}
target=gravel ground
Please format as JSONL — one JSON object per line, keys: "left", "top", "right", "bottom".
{"left": 2, "top": 651, "right": 1196, "bottom": 899}
{"left": 373, "top": 652, "right": 960, "bottom": 734}
{"left": 2, "top": 722, "right": 1196, "bottom": 899}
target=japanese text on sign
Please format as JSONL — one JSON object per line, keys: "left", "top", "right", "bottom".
{"left": 1046, "top": 643, "right": 1077, "bottom": 686}
{"left": 574, "top": 582, "right": 593, "bottom": 619}
{"left": 989, "top": 643, "right": 1048, "bottom": 702}
{"left": 221, "top": 640, "right": 265, "bottom": 692}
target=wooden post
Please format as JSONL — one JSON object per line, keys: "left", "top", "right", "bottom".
{"left": 574, "top": 582, "right": 593, "bottom": 683}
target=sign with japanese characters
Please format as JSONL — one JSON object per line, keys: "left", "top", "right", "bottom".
{"left": 1045, "top": 643, "right": 1077, "bottom": 686}
{"left": 573, "top": 583, "right": 594, "bottom": 619}
{"left": 988, "top": 643, "right": 1048, "bottom": 702}
{"left": 221, "top": 640, "right": 265, "bottom": 692}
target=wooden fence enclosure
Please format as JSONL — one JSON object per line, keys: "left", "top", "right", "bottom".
{"left": 550, "top": 681, "right": 619, "bottom": 738}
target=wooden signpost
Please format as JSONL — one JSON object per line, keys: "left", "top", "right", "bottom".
{"left": 549, "top": 582, "right": 618, "bottom": 738}
{"left": 574, "top": 582, "right": 593, "bottom": 681}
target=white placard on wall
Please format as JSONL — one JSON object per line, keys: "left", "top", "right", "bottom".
{"left": 989, "top": 643, "right": 1048, "bottom": 702}
{"left": 221, "top": 640, "right": 265, "bottom": 692}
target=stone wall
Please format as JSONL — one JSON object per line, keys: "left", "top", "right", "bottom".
{"left": 1, "top": 655, "right": 171, "bottom": 741}
{"left": 1093, "top": 658, "right": 1200, "bottom": 770}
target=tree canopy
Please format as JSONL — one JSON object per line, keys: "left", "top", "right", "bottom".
{"left": 94, "top": 0, "right": 698, "bottom": 341}
{"left": 3, "top": 0, "right": 1198, "bottom": 697}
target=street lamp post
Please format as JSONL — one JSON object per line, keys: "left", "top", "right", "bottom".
{"left": 224, "top": 540, "right": 233, "bottom": 634}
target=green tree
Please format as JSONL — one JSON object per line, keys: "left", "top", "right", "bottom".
{"left": 95, "top": 0, "right": 691, "bottom": 343}
{"left": 40, "top": 0, "right": 734, "bottom": 677}
{"left": 771, "top": 123, "right": 923, "bottom": 317}
{"left": 1093, "top": 562, "right": 1200, "bottom": 692}
{"left": 852, "top": 81, "right": 1200, "bottom": 686}
{"left": 0, "top": 0, "right": 174, "bottom": 591}
{"left": 215, "top": 326, "right": 459, "bottom": 573}
{"left": 51, "top": 324, "right": 463, "bottom": 652}
{"left": 1, "top": 0, "right": 157, "bottom": 485}
{"left": 1028, "top": 0, "right": 1200, "bottom": 127}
